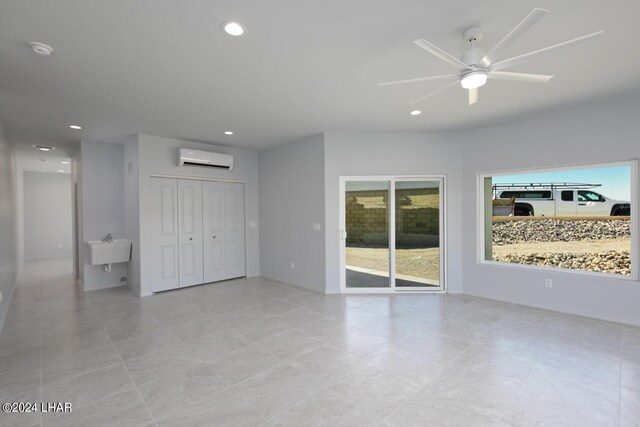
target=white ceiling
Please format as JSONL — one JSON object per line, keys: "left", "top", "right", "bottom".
{"left": 18, "top": 150, "right": 71, "bottom": 174}
{"left": 1, "top": 0, "right": 639, "bottom": 164}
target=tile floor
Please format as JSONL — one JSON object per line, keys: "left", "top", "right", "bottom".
{"left": 1, "top": 258, "right": 640, "bottom": 426}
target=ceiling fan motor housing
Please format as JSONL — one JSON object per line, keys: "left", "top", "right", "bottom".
{"left": 462, "top": 46, "right": 486, "bottom": 69}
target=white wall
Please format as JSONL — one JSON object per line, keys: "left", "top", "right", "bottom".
{"left": 258, "top": 135, "right": 325, "bottom": 292}
{"left": 124, "top": 136, "right": 141, "bottom": 295}
{"left": 323, "top": 132, "right": 464, "bottom": 294}
{"left": 72, "top": 151, "right": 83, "bottom": 281}
{"left": 460, "top": 95, "right": 640, "bottom": 325}
{"left": 23, "top": 172, "right": 72, "bottom": 260}
{"left": 133, "top": 134, "right": 260, "bottom": 296}
{"left": 80, "top": 140, "right": 126, "bottom": 290}
{"left": 14, "top": 161, "right": 24, "bottom": 279}
{"left": 0, "top": 122, "right": 20, "bottom": 332}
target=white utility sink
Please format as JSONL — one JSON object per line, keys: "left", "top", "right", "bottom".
{"left": 88, "top": 239, "right": 131, "bottom": 266}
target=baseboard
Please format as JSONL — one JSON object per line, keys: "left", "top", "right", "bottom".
{"left": 82, "top": 281, "right": 125, "bottom": 292}
{"left": 463, "top": 289, "right": 640, "bottom": 328}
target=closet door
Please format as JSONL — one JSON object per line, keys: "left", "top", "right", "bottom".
{"left": 178, "top": 179, "right": 204, "bottom": 287}
{"left": 150, "top": 178, "right": 179, "bottom": 292}
{"left": 225, "top": 182, "right": 246, "bottom": 279}
{"left": 202, "top": 181, "right": 226, "bottom": 283}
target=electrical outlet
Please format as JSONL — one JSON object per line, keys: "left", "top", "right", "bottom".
{"left": 312, "top": 223, "right": 321, "bottom": 231}
{"left": 290, "top": 261, "right": 295, "bottom": 269}
{"left": 545, "top": 278, "right": 553, "bottom": 288}
{"left": 249, "top": 221, "right": 256, "bottom": 229}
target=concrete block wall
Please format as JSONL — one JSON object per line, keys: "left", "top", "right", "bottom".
{"left": 346, "top": 188, "right": 440, "bottom": 247}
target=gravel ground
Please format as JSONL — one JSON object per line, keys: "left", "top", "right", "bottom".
{"left": 492, "top": 219, "right": 631, "bottom": 275}
{"left": 492, "top": 219, "right": 630, "bottom": 246}
{"left": 493, "top": 250, "right": 631, "bottom": 275}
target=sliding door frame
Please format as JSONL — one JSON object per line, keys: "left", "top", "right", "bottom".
{"left": 339, "top": 175, "right": 446, "bottom": 294}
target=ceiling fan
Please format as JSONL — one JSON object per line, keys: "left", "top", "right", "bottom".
{"left": 379, "top": 8, "right": 603, "bottom": 106}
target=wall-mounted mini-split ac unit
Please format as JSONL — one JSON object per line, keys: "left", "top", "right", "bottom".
{"left": 178, "top": 148, "right": 233, "bottom": 170}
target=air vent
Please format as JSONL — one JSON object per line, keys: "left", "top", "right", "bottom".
{"left": 32, "top": 144, "right": 55, "bottom": 151}
{"left": 182, "top": 161, "right": 231, "bottom": 170}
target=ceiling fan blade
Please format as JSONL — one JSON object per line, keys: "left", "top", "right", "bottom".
{"left": 378, "top": 74, "right": 459, "bottom": 87}
{"left": 410, "top": 80, "right": 459, "bottom": 105}
{"left": 414, "top": 39, "right": 468, "bottom": 70}
{"left": 488, "top": 71, "right": 554, "bottom": 83}
{"left": 490, "top": 30, "right": 603, "bottom": 71}
{"left": 481, "top": 8, "right": 548, "bottom": 66}
{"left": 468, "top": 88, "right": 478, "bottom": 106}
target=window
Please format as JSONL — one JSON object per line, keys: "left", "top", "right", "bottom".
{"left": 578, "top": 190, "right": 604, "bottom": 202}
{"left": 483, "top": 162, "right": 635, "bottom": 277}
{"left": 561, "top": 190, "right": 574, "bottom": 201}
{"left": 499, "top": 190, "right": 552, "bottom": 199}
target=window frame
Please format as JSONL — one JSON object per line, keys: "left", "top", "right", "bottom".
{"left": 477, "top": 159, "right": 639, "bottom": 281}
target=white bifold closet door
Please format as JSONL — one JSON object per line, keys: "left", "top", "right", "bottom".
{"left": 178, "top": 179, "right": 204, "bottom": 287}
{"left": 224, "top": 182, "right": 246, "bottom": 279}
{"left": 150, "top": 178, "right": 245, "bottom": 292}
{"left": 150, "top": 178, "right": 179, "bottom": 292}
{"left": 202, "top": 181, "right": 226, "bottom": 283}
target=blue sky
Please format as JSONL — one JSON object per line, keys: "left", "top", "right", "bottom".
{"left": 493, "top": 165, "right": 632, "bottom": 201}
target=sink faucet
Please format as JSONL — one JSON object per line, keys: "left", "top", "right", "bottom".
{"left": 102, "top": 233, "right": 113, "bottom": 243}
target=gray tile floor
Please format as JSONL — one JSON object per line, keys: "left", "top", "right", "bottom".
{"left": 1, "top": 258, "right": 640, "bottom": 426}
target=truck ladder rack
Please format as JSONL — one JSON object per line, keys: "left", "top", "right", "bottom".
{"left": 492, "top": 182, "right": 601, "bottom": 191}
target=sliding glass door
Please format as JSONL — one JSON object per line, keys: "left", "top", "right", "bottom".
{"left": 343, "top": 181, "right": 391, "bottom": 288}
{"left": 340, "top": 177, "right": 444, "bottom": 292}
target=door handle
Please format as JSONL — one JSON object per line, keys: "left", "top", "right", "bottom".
{"left": 578, "top": 203, "right": 586, "bottom": 206}
{"left": 213, "top": 236, "right": 216, "bottom": 239}
{"left": 189, "top": 237, "right": 193, "bottom": 241}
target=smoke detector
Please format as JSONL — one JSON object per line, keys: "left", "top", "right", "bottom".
{"left": 29, "top": 42, "right": 54, "bottom": 56}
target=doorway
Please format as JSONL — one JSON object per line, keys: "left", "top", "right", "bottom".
{"left": 339, "top": 176, "right": 445, "bottom": 292}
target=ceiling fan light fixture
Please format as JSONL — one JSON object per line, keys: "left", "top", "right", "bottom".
{"left": 460, "top": 71, "right": 487, "bottom": 89}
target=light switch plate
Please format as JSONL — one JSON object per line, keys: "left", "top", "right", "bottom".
{"left": 249, "top": 221, "right": 256, "bottom": 228}
{"left": 313, "top": 223, "right": 321, "bottom": 231}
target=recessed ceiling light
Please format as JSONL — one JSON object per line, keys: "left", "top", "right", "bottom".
{"left": 69, "top": 125, "right": 82, "bottom": 130}
{"left": 57, "top": 169, "right": 65, "bottom": 173}
{"left": 61, "top": 161, "right": 70, "bottom": 164}
{"left": 29, "top": 41, "right": 54, "bottom": 56}
{"left": 224, "top": 131, "right": 234, "bottom": 135}
{"left": 221, "top": 21, "right": 245, "bottom": 36}
{"left": 410, "top": 110, "right": 422, "bottom": 116}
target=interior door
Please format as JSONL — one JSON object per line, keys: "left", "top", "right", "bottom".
{"left": 178, "top": 179, "right": 204, "bottom": 287}
{"left": 203, "top": 181, "right": 226, "bottom": 283}
{"left": 150, "top": 178, "right": 179, "bottom": 292}
{"left": 224, "top": 182, "right": 246, "bottom": 279}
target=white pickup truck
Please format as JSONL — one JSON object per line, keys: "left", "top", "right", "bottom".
{"left": 494, "top": 183, "right": 630, "bottom": 217}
